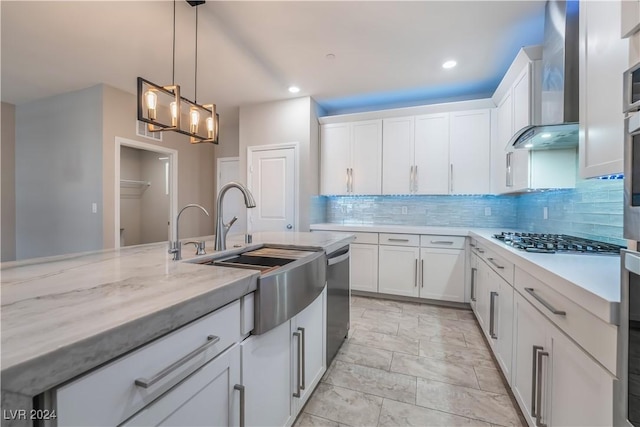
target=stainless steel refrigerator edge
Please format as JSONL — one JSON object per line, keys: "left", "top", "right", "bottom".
{"left": 325, "top": 246, "right": 350, "bottom": 365}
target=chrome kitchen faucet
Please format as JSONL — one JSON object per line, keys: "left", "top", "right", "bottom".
{"left": 215, "top": 182, "right": 256, "bottom": 251}
{"left": 169, "top": 204, "right": 210, "bottom": 261}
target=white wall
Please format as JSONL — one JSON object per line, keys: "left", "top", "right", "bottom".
{"left": 1, "top": 102, "right": 17, "bottom": 261}
{"left": 238, "top": 96, "right": 319, "bottom": 231}
{"left": 15, "top": 86, "right": 104, "bottom": 259}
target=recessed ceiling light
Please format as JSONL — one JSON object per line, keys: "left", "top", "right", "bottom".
{"left": 288, "top": 86, "right": 300, "bottom": 93}
{"left": 442, "top": 60, "right": 457, "bottom": 69}
{"left": 524, "top": 143, "right": 534, "bottom": 148}
{"left": 541, "top": 133, "right": 552, "bottom": 138}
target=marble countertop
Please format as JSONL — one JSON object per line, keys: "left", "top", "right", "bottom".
{"left": 311, "top": 223, "right": 620, "bottom": 324}
{"left": 1, "top": 231, "right": 353, "bottom": 398}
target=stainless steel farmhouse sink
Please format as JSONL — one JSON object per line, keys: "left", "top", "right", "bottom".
{"left": 193, "top": 246, "right": 326, "bottom": 334}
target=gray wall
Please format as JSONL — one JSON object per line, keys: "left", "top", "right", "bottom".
{"left": 15, "top": 86, "right": 103, "bottom": 259}
{"left": 1, "top": 102, "right": 16, "bottom": 261}
{"left": 239, "top": 97, "right": 319, "bottom": 231}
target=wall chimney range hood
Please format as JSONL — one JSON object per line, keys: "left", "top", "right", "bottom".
{"left": 511, "top": 0, "right": 579, "bottom": 151}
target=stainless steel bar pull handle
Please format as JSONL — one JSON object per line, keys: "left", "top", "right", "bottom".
{"left": 414, "top": 259, "right": 418, "bottom": 287}
{"left": 234, "top": 384, "right": 245, "bottom": 427}
{"left": 298, "top": 327, "right": 306, "bottom": 390}
{"left": 421, "top": 259, "right": 424, "bottom": 288}
{"left": 293, "top": 330, "right": 302, "bottom": 397}
{"left": 506, "top": 152, "right": 513, "bottom": 187}
{"left": 414, "top": 165, "right": 418, "bottom": 193}
{"left": 536, "top": 350, "right": 550, "bottom": 427}
{"left": 470, "top": 267, "right": 477, "bottom": 301}
{"left": 134, "top": 334, "right": 221, "bottom": 388}
{"left": 388, "top": 238, "right": 410, "bottom": 242}
{"left": 487, "top": 257, "right": 505, "bottom": 269}
{"left": 489, "top": 291, "right": 498, "bottom": 339}
{"left": 410, "top": 166, "right": 415, "bottom": 193}
{"left": 525, "top": 288, "right": 567, "bottom": 316}
{"left": 450, "top": 164, "right": 454, "bottom": 193}
{"left": 345, "top": 168, "right": 350, "bottom": 193}
{"left": 349, "top": 168, "right": 354, "bottom": 193}
{"left": 531, "top": 345, "right": 544, "bottom": 419}
{"left": 476, "top": 248, "right": 485, "bottom": 254}
{"left": 431, "top": 240, "right": 454, "bottom": 245}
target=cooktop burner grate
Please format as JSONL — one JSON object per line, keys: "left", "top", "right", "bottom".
{"left": 492, "top": 232, "right": 625, "bottom": 254}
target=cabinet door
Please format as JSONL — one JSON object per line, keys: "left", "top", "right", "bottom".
{"left": 382, "top": 117, "right": 415, "bottom": 194}
{"left": 493, "top": 92, "right": 512, "bottom": 194}
{"left": 512, "top": 292, "right": 548, "bottom": 427}
{"left": 241, "top": 321, "right": 293, "bottom": 427}
{"left": 378, "top": 245, "right": 420, "bottom": 297}
{"left": 122, "top": 344, "right": 241, "bottom": 427}
{"left": 351, "top": 120, "right": 383, "bottom": 195}
{"left": 511, "top": 65, "right": 533, "bottom": 191}
{"left": 579, "top": 0, "right": 628, "bottom": 178}
{"left": 474, "top": 260, "right": 491, "bottom": 334}
{"left": 350, "top": 243, "right": 379, "bottom": 292}
{"left": 292, "top": 289, "right": 326, "bottom": 409}
{"left": 419, "top": 248, "right": 465, "bottom": 302}
{"left": 449, "top": 110, "right": 491, "bottom": 194}
{"left": 494, "top": 278, "right": 514, "bottom": 384}
{"left": 546, "top": 326, "right": 614, "bottom": 427}
{"left": 321, "top": 123, "right": 351, "bottom": 195}
{"left": 414, "top": 113, "right": 450, "bottom": 195}
{"left": 469, "top": 252, "right": 479, "bottom": 312}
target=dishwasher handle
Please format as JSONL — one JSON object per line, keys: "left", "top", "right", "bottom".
{"left": 327, "top": 247, "right": 350, "bottom": 266}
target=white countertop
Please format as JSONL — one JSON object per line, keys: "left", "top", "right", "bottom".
{"left": 311, "top": 223, "right": 621, "bottom": 324}
{"left": 0, "top": 231, "right": 353, "bottom": 397}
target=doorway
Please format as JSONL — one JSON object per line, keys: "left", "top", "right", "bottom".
{"left": 247, "top": 143, "right": 298, "bottom": 232}
{"left": 115, "top": 137, "right": 178, "bottom": 247}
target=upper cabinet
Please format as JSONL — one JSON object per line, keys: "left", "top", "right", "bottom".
{"left": 449, "top": 109, "right": 492, "bottom": 194}
{"left": 621, "top": 0, "right": 640, "bottom": 38}
{"left": 320, "top": 120, "right": 382, "bottom": 195}
{"left": 579, "top": 0, "right": 628, "bottom": 178}
{"left": 382, "top": 114, "right": 450, "bottom": 195}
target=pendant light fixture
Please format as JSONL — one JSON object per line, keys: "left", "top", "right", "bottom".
{"left": 137, "top": 0, "right": 218, "bottom": 144}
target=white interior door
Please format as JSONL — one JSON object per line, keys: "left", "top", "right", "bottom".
{"left": 248, "top": 145, "right": 296, "bottom": 232}
{"left": 217, "top": 157, "right": 246, "bottom": 236}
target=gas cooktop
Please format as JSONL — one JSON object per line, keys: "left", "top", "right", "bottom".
{"left": 492, "top": 232, "right": 625, "bottom": 254}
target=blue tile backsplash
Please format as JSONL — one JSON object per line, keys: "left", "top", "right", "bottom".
{"left": 313, "top": 177, "right": 625, "bottom": 245}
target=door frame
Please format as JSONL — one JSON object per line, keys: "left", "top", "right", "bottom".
{"left": 246, "top": 142, "right": 299, "bottom": 233}
{"left": 114, "top": 136, "right": 178, "bottom": 247}
{"left": 216, "top": 156, "right": 240, "bottom": 193}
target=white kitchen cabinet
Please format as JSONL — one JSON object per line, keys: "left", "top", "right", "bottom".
{"left": 321, "top": 120, "right": 382, "bottom": 195}
{"left": 414, "top": 113, "right": 450, "bottom": 194}
{"left": 493, "top": 91, "right": 513, "bottom": 194}
{"left": 473, "top": 258, "right": 491, "bottom": 333}
{"left": 449, "top": 109, "right": 491, "bottom": 194}
{"left": 469, "top": 244, "right": 480, "bottom": 312}
{"left": 579, "top": 0, "right": 628, "bottom": 178}
{"left": 291, "top": 289, "right": 325, "bottom": 406}
{"left": 382, "top": 114, "right": 450, "bottom": 195}
{"left": 512, "top": 292, "right": 614, "bottom": 427}
{"left": 419, "top": 248, "right": 465, "bottom": 302}
{"left": 510, "top": 64, "right": 536, "bottom": 191}
{"left": 350, "top": 243, "right": 379, "bottom": 292}
{"left": 621, "top": 0, "right": 640, "bottom": 38}
{"left": 378, "top": 244, "right": 420, "bottom": 297}
{"left": 382, "top": 116, "right": 415, "bottom": 194}
{"left": 241, "top": 289, "right": 325, "bottom": 427}
{"left": 122, "top": 344, "right": 241, "bottom": 427}
{"left": 486, "top": 270, "right": 514, "bottom": 383}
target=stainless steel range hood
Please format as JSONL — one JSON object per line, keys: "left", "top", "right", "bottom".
{"left": 511, "top": 0, "right": 580, "bottom": 150}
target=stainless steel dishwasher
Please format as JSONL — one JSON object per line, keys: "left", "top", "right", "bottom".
{"left": 326, "top": 245, "right": 350, "bottom": 365}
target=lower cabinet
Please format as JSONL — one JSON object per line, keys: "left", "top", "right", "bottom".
{"left": 122, "top": 345, "right": 241, "bottom": 426}
{"left": 241, "top": 288, "right": 326, "bottom": 427}
{"left": 512, "top": 292, "right": 614, "bottom": 427}
{"left": 419, "top": 247, "right": 465, "bottom": 302}
{"left": 378, "top": 244, "right": 420, "bottom": 296}
{"left": 350, "top": 243, "right": 379, "bottom": 292}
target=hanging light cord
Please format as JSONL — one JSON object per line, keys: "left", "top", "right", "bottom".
{"left": 194, "top": 6, "right": 199, "bottom": 103}
{"left": 172, "top": 0, "right": 176, "bottom": 86}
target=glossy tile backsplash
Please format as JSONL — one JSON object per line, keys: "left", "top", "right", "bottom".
{"left": 315, "top": 177, "right": 624, "bottom": 245}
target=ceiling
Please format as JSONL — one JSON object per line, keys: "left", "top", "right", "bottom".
{"left": 1, "top": 1, "right": 546, "bottom": 125}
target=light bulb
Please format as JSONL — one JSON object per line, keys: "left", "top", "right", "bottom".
{"left": 145, "top": 90, "right": 157, "bottom": 120}
{"left": 190, "top": 108, "right": 200, "bottom": 134}
{"left": 170, "top": 101, "right": 178, "bottom": 127}
{"left": 206, "top": 117, "right": 214, "bottom": 139}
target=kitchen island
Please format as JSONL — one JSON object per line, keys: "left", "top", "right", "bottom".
{"left": 0, "top": 231, "right": 353, "bottom": 426}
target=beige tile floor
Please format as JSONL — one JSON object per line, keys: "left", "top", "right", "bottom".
{"left": 294, "top": 296, "right": 527, "bottom": 427}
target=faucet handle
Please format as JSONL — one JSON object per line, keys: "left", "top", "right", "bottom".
{"left": 227, "top": 216, "right": 238, "bottom": 228}
{"left": 184, "top": 240, "right": 206, "bottom": 255}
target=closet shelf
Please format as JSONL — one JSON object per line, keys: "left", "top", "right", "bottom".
{"left": 120, "top": 179, "right": 151, "bottom": 188}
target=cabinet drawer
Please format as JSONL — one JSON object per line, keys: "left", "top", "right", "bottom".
{"left": 515, "top": 268, "right": 617, "bottom": 374}
{"left": 379, "top": 233, "right": 419, "bottom": 246}
{"left": 351, "top": 232, "right": 379, "bottom": 245}
{"left": 471, "top": 244, "right": 514, "bottom": 285}
{"left": 56, "top": 300, "right": 242, "bottom": 427}
{"left": 420, "top": 235, "right": 465, "bottom": 249}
